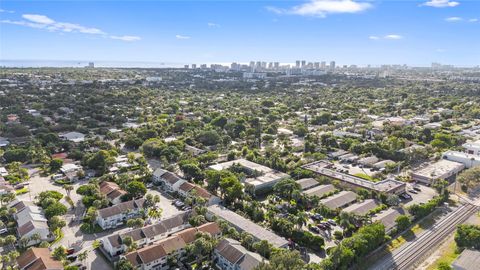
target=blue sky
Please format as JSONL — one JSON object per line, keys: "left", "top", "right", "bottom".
{"left": 0, "top": 0, "right": 479, "bottom": 66}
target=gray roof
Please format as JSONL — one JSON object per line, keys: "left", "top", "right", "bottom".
{"left": 208, "top": 205, "right": 288, "bottom": 248}
{"left": 452, "top": 249, "right": 480, "bottom": 270}
{"left": 372, "top": 208, "right": 406, "bottom": 232}
{"left": 303, "top": 184, "right": 335, "bottom": 198}
{"left": 296, "top": 178, "right": 320, "bottom": 191}
{"left": 319, "top": 191, "right": 357, "bottom": 209}
{"left": 97, "top": 198, "right": 145, "bottom": 219}
{"left": 342, "top": 199, "right": 380, "bottom": 216}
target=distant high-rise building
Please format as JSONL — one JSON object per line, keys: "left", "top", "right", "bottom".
{"left": 192, "top": 64, "right": 197, "bottom": 69}
{"left": 321, "top": 61, "right": 326, "bottom": 69}
{"left": 200, "top": 64, "right": 207, "bottom": 69}
{"left": 184, "top": 65, "right": 189, "bottom": 69}
{"left": 87, "top": 62, "right": 94, "bottom": 68}
{"left": 330, "top": 61, "right": 336, "bottom": 70}
{"left": 301, "top": 60, "right": 306, "bottom": 67}
{"left": 296, "top": 60, "right": 301, "bottom": 68}
{"left": 314, "top": 62, "right": 320, "bottom": 69}
{"left": 274, "top": 62, "right": 280, "bottom": 69}
{"left": 249, "top": 61, "right": 255, "bottom": 68}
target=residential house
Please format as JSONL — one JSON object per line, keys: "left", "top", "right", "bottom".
{"left": 99, "top": 181, "right": 127, "bottom": 205}
{"left": 207, "top": 205, "right": 289, "bottom": 248}
{"left": 214, "top": 238, "right": 265, "bottom": 270}
{"left": 59, "top": 131, "right": 85, "bottom": 143}
{"left": 96, "top": 198, "right": 146, "bottom": 230}
{"left": 122, "top": 222, "right": 221, "bottom": 270}
{"left": 16, "top": 248, "right": 63, "bottom": 270}
{"left": 101, "top": 212, "right": 190, "bottom": 258}
{"left": 10, "top": 200, "right": 52, "bottom": 247}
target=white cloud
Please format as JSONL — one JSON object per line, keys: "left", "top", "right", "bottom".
{"left": 22, "top": 14, "right": 55, "bottom": 25}
{"left": 176, "top": 34, "right": 191, "bottom": 40}
{"left": 0, "top": 9, "right": 15, "bottom": 13}
{"left": 267, "top": 0, "right": 372, "bottom": 18}
{"left": 422, "top": 0, "right": 459, "bottom": 8}
{"left": 436, "top": 48, "right": 446, "bottom": 52}
{"left": 445, "top": 16, "right": 463, "bottom": 22}
{"left": 469, "top": 18, "right": 478, "bottom": 22}
{"left": 1, "top": 13, "right": 140, "bottom": 41}
{"left": 207, "top": 22, "right": 220, "bottom": 28}
{"left": 370, "top": 34, "right": 403, "bottom": 40}
{"left": 110, "top": 35, "right": 141, "bottom": 41}
{"left": 384, "top": 34, "right": 403, "bottom": 40}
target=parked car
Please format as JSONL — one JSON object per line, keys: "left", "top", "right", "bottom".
{"left": 311, "top": 213, "right": 323, "bottom": 221}
{"left": 413, "top": 186, "right": 421, "bottom": 192}
{"left": 400, "top": 193, "right": 412, "bottom": 200}
{"left": 327, "top": 219, "right": 337, "bottom": 226}
{"left": 408, "top": 189, "right": 418, "bottom": 194}
{"left": 317, "top": 224, "right": 327, "bottom": 230}
{"left": 309, "top": 226, "right": 320, "bottom": 233}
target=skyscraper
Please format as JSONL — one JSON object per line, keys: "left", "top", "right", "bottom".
{"left": 301, "top": 60, "right": 306, "bottom": 68}
{"left": 330, "top": 61, "right": 336, "bottom": 70}
{"left": 321, "top": 61, "right": 326, "bottom": 69}
{"left": 296, "top": 60, "right": 301, "bottom": 68}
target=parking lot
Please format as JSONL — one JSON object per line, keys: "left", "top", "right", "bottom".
{"left": 146, "top": 187, "right": 184, "bottom": 219}
{"left": 403, "top": 183, "right": 438, "bottom": 207}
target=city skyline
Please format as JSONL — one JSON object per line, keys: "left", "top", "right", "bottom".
{"left": 1, "top": 0, "right": 480, "bottom": 66}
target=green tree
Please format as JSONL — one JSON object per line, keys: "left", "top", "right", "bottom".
{"left": 115, "top": 258, "right": 135, "bottom": 270}
{"left": 49, "top": 158, "right": 63, "bottom": 172}
{"left": 52, "top": 246, "right": 67, "bottom": 261}
{"left": 126, "top": 181, "right": 147, "bottom": 199}
{"left": 395, "top": 215, "right": 411, "bottom": 232}
{"left": 254, "top": 249, "right": 305, "bottom": 270}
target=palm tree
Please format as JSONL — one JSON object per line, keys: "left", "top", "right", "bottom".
{"left": 30, "top": 233, "right": 41, "bottom": 244}
{"left": 147, "top": 208, "right": 162, "bottom": 220}
{"left": 63, "top": 184, "right": 74, "bottom": 197}
{"left": 295, "top": 211, "right": 308, "bottom": 230}
{"left": 77, "top": 250, "right": 88, "bottom": 265}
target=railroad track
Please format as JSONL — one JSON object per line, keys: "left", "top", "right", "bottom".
{"left": 370, "top": 203, "right": 479, "bottom": 270}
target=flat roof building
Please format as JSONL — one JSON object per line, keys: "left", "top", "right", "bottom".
{"left": 443, "top": 150, "right": 480, "bottom": 169}
{"left": 342, "top": 199, "right": 380, "bottom": 216}
{"left": 411, "top": 159, "right": 464, "bottom": 185}
{"left": 302, "top": 161, "right": 406, "bottom": 195}
{"left": 209, "top": 159, "right": 289, "bottom": 194}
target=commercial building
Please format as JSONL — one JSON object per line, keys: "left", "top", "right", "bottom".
{"left": 209, "top": 159, "right": 289, "bottom": 195}
{"left": 411, "top": 159, "right": 464, "bottom": 185}
{"left": 302, "top": 161, "right": 406, "bottom": 195}
{"left": 442, "top": 151, "right": 480, "bottom": 168}
{"left": 207, "top": 205, "right": 289, "bottom": 248}
{"left": 462, "top": 140, "right": 480, "bottom": 155}
{"left": 296, "top": 178, "right": 321, "bottom": 191}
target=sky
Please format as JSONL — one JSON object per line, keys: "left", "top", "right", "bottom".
{"left": 0, "top": 0, "right": 479, "bottom": 67}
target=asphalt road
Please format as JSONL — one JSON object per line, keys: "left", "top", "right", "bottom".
{"left": 369, "top": 203, "right": 479, "bottom": 270}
